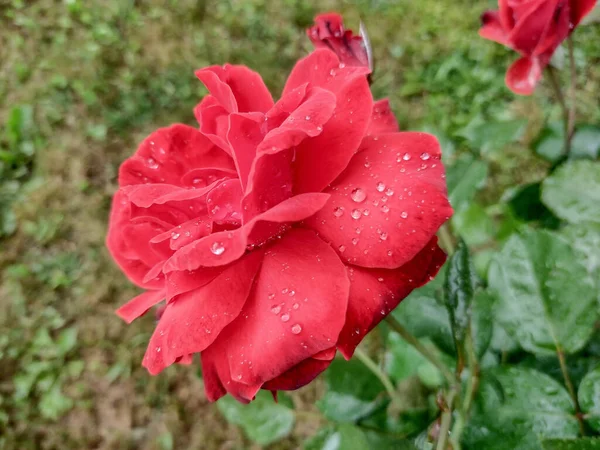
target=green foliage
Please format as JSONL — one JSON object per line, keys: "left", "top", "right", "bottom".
{"left": 542, "top": 439, "right": 600, "bottom": 450}
{"left": 463, "top": 367, "right": 579, "bottom": 450}
{"left": 488, "top": 228, "right": 598, "bottom": 355}
{"left": 542, "top": 160, "right": 600, "bottom": 224}
{"left": 579, "top": 366, "right": 600, "bottom": 432}
{"left": 217, "top": 391, "right": 295, "bottom": 445}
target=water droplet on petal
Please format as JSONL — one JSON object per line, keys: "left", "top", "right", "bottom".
{"left": 351, "top": 188, "right": 366, "bottom": 203}
{"left": 288, "top": 290, "right": 295, "bottom": 297}
{"left": 293, "top": 303, "right": 299, "bottom": 310}
{"left": 305, "top": 115, "right": 311, "bottom": 121}
{"left": 147, "top": 158, "right": 159, "bottom": 169}
{"left": 268, "top": 293, "right": 275, "bottom": 300}
{"left": 339, "top": 245, "right": 346, "bottom": 253}
{"left": 156, "top": 347, "right": 161, "bottom": 353}
{"left": 271, "top": 305, "right": 282, "bottom": 314}
{"left": 291, "top": 324, "right": 302, "bottom": 334}
{"left": 376, "top": 182, "right": 386, "bottom": 192}
{"left": 351, "top": 209, "right": 362, "bottom": 220}
{"left": 420, "top": 152, "right": 430, "bottom": 160}
{"left": 281, "top": 313, "right": 290, "bottom": 322}
{"left": 281, "top": 288, "right": 289, "bottom": 294}
{"left": 401, "top": 211, "right": 408, "bottom": 219}
{"left": 210, "top": 242, "right": 225, "bottom": 255}
{"left": 403, "top": 153, "right": 411, "bottom": 161}
{"left": 362, "top": 209, "right": 370, "bottom": 216}
{"left": 352, "top": 237, "right": 359, "bottom": 245}
{"left": 171, "top": 232, "right": 180, "bottom": 240}
{"left": 385, "top": 188, "right": 394, "bottom": 196}
{"left": 380, "top": 232, "right": 388, "bottom": 241}
{"left": 381, "top": 205, "right": 390, "bottom": 213}
{"left": 333, "top": 206, "right": 345, "bottom": 217}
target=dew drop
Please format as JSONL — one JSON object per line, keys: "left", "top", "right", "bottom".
{"left": 147, "top": 158, "right": 159, "bottom": 169}
{"left": 381, "top": 205, "right": 390, "bottom": 213}
{"left": 338, "top": 244, "right": 346, "bottom": 253}
{"left": 291, "top": 324, "right": 302, "bottom": 334}
{"left": 420, "top": 152, "right": 430, "bottom": 160}
{"left": 351, "top": 209, "right": 362, "bottom": 220}
{"left": 288, "top": 290, "right": 295, "bottom": 297}
{"left": 156, "top": 347, "right": 161, "bottom": 353}
{"left": 351, "top": 188, "right": 366, "bottom": 203}
{"left": 305, "top": 115, "right": 311, "bottom": 121}
{"left": 380, "top": 232, "right": 388, "bottom": 241}
{"left": 333, "top": 206, "right": 345, "bottom": 217}
{"left": 171, "top": 232, "right": 180, "bottom": 240}
{"left": 362, "top": 209, "right": 370, "bottom": 216}
{"left": 268, "top": 293, "right": 275, "bottom": 300}
{"left": 281, "top": 288, "right": 289, "bottom": 294}
{"left": 385, "top": 188, "right": 394, "bottom": 196}
{"left": 402, "top": 153, "right": 411, "bottom": 161}
{"left": 401, "top": 211, "right": 408, "bottom": 219}
{"left": 352, "top": 237, "right": 359, "bottom": 245}
{"left": 376, "top": 182, "right": 386, "bottom": 192}
{"left": 271, "top": 305, "right": 282, "bottom": 314}
{"left": 210, "top": 241, "right": 225, "bottom": 255}
{"left": 293, "top": 303, "right": 299, "bottom": 310}
{"left": 281, "top": 313, "right": 290, "bottom": 322}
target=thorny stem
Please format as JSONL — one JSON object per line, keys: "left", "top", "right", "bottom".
{"left": 546, "top": 66, "right": 570, "bottom": 154}
{"left": 354, "top": 347, "right": 398, "bottom": 404}
{"left": 385, "top": 315, "right": 457, "bottom": 386}
{"left": 556, "top": 344, "right": 586, "bottom": 435}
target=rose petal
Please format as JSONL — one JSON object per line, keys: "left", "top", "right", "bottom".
{"left": 200, "top": 229, "right": 349, "bottom": 388}
{"left": 506, "top": 56, "right": 542, "bottom": 95}
{"left": 306, "top": 132, "right": 452, "bottom": 269}
{"left": 164, "top": 266, "right": 224, "bottom": 301}
{"left": 206, "top": 178, "right": 244, "bottom": 224}
{"left": 227, "top": 113, "right": 265, "bottom": 191}
{"left": 282, "top": 49, "right": 373, "bottom": 193}
{"left": 116, "top": 290, "right": 166, "bottom": 324}
{"left": 571, "top": 0, "right": 598, "bottom": 26}
{"left": 242, "top": 87, "right": 337, "bottom": 221}
{"left": 367, "top": 99, "right": 399, "bottom": 135}
{"left": 163, "top": 192, "right": 330, "bottom": 272}
{"left": 142, "top": 251, "right": 263, "bottom": 375}
{"left": 507, "top": 0, "right": 557, "bottom": 55}
{"left": 119, "top": 124, "right": 233, "bottom": 187}
{"left": 262, "top": 347, "right": 336, "bottom": 391}
{"left": 479, "top": 11, "right": 510, "bottom": 45}
{"left": 337, "top": 239, "right": 446, "bottom": 359}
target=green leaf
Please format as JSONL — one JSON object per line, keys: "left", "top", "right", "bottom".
{"left": 317, "top": 358, "right": 385, "bottom": 422}
{"left": 460, "top": 119, "right": 526, "bottom": 158}
{"left": 542, "top": 439, "right": 600, "bottom": 450}
{"left": 533, "top": 122, "right": 565, "bottom": 163}
{"left": 39, "top": 384, "right": 73, "bottom": 420}
{"left": 56, "top": 327, "right": 78, "bottom": 357}
{"left": 507, "top": 182, "right": 560, "bottom": 228}
{"left": 488, "top": 228, "right": 598, "bottom": 355}
{"left": 542, "top": 160, "right": 600, "bottom": 224}
{"left": 217, "top": 391, "right": 294, "bottom": 446}
{"left": 445, "top": 154, "right": 488, "bottom": 211}
{"left": 444, "top": 240, "right": 477, "bottom": 351}
{"left": 451, "top": 202, "right": 495, "bottom": 248}
{"left": 463, "top": 367, "right": 579, "bottom": 450}
{"left": 471, "top": 290, "right": 494, "bottom": 358}
{"left": 570, "top": 125, "right": 600, "bottom": 160}
{"left": 561, "top": 223, "right": 600, "bottom": 288}
{"left": 578, "top": 366, "right": 600, "bottom": 432}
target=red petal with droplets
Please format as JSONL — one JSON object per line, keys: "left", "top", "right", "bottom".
{"left": 337, "top": 239, "right": 446, "bottom": 359}
{"left": 306, "top": 132, "right": 452, "bottom": 269}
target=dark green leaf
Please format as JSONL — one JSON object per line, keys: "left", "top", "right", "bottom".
{"left": 445, "top": 154, "right": 488, "bottom": 211}
{"left": 463, "top": 367, "right": 579, "bottom": 450}
{"left": 217, "top": 391, "right": 294, "bottom": 445}
{"left": 542, "top": 160, "right": 600, "bottom": 224}
{"left": 317, "top": 358, "right": 385, "bottom": 422}
{"left": 488, "top": 228, "right": 598, "bottom": 354}
{"left": 444, "top": 240, "right": 477, "bottom": 350}
{"left": 533, "top": 122, "right": 565, "bottom": 163}
{"left": 507, "top": 182, "right": 561, "bottom": 228}
{"left": 471, "top": 290, "right": 494, "bottom": 358}
{"left": 570, "top": 125, "right": 600, "bottom": 160}
{"left": 542, "top": 439, "right": 600, "bottom": 450}
{"left": 578, "top": 366, "right": 600, "bottom": 432}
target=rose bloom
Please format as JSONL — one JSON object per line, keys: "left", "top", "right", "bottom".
{"left": 480, "top": 0, "right": 597, "bottom": 95}
{"left": 107, "top": 44, "right": 452, "bottom": 402}
{"left": 307, "top": 12, "right": 370, "bottom": 69}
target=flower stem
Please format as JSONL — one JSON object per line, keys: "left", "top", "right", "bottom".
{"left": 436, "top": 387, "right": 458, "bottom": 450}
{"left": 354, "top": 347, "right": 397, "bottom": 402}
{"left": 546, "top": 66, "right": 570, "bottom": 155}
{"left": 556, "top": 343, "right": 586, "bottom": 435}
{"left": 385, "top": 315, "right": 456, "bottom": 386}
{"left": 567, "top": 36, "right": 577, "bottom": 144}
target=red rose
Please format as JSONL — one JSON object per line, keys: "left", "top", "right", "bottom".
{"left": 479, "top": 0, "right": 597, "bottom": 95}
{"left": 107, "top": 48, "right": 452, "bottom": 403}
{"left": 307, "top": 13, "right": 371, "bottom": 69}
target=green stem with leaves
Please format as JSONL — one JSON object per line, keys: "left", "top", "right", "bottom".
{"left": 354, "top": 347, "right": 398, "bottom": 404}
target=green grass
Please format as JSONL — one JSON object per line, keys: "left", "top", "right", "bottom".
{"left": 0, "top": 0, "right": 598, "bottom": 448}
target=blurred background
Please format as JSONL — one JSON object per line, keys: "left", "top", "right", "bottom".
{"left": 0, "top": 0, "right": 599, "bottom": 449}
